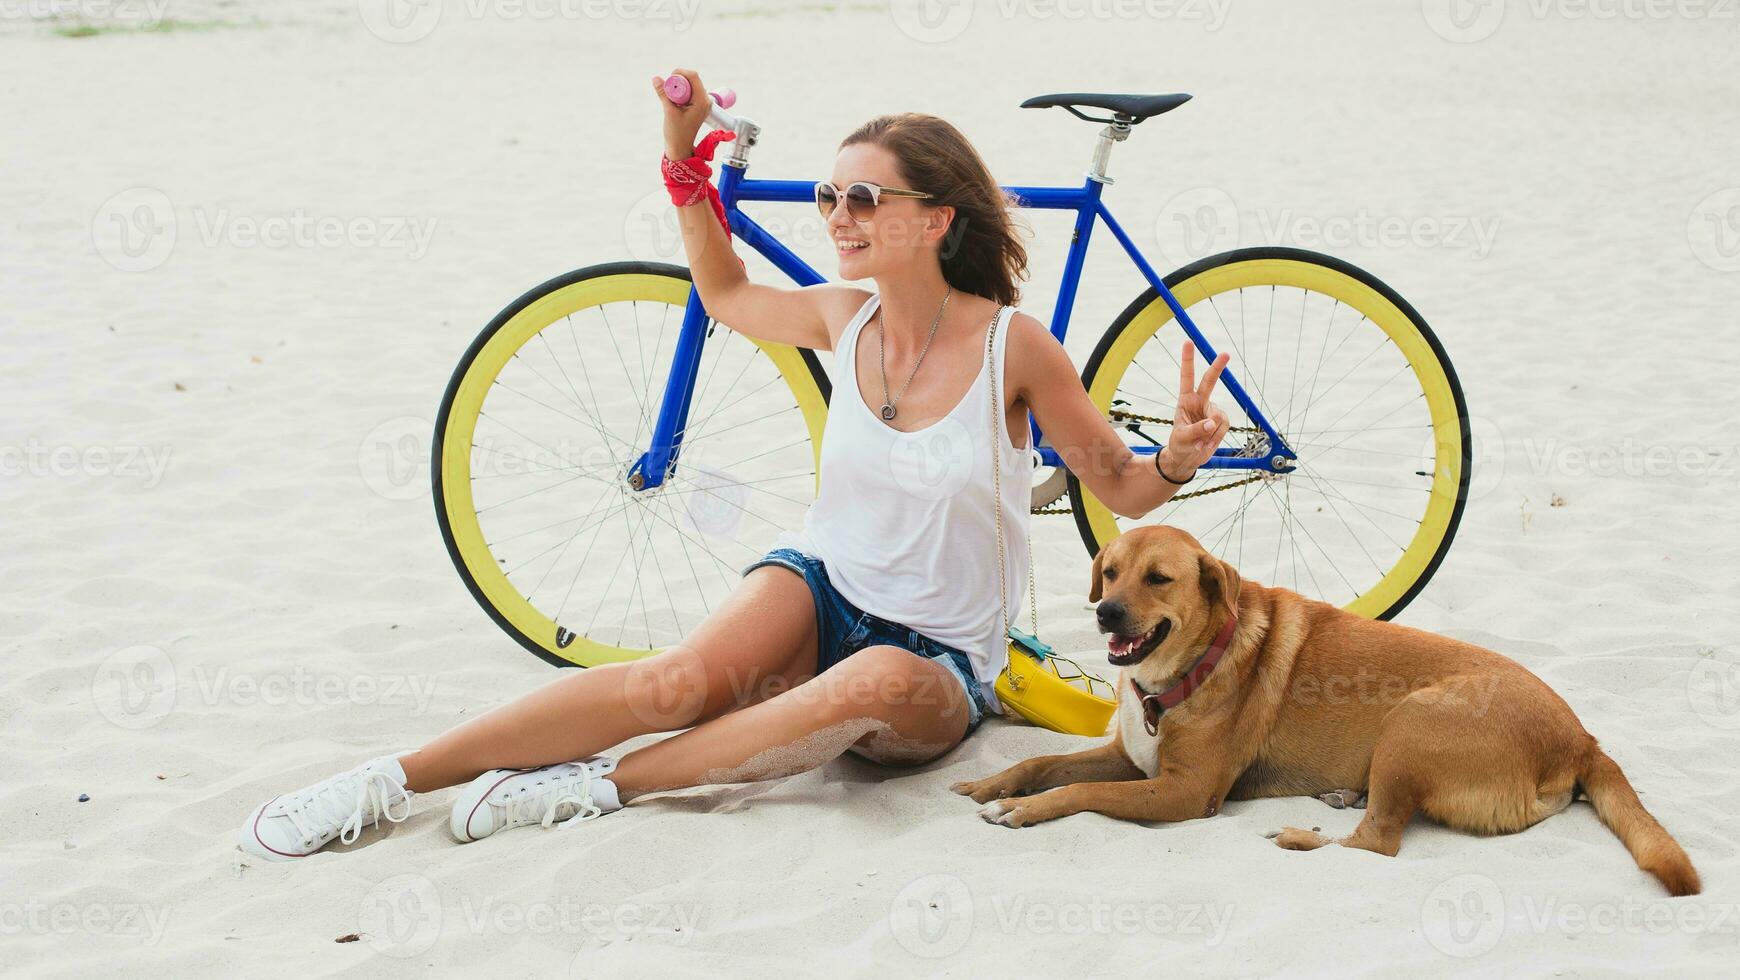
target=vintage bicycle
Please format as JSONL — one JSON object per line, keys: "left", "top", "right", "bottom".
{"left": 431, "top": 88, "right": 1471, "bottom": 670}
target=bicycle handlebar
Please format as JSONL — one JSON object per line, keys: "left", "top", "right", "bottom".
{"left": 661, "top": 75, "right": 741, "bottom": 134}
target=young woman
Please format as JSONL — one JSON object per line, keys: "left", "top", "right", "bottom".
{"left": 237, "top": 69, "right": 1230, "bottom": 860}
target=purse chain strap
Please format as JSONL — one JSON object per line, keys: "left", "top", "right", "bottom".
{"left": 986, "top": 306, "right": 1039, "bottom": 688}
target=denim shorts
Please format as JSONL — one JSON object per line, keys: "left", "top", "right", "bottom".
{"left": 741, "top": 547, "right": 989, "bottom": 733}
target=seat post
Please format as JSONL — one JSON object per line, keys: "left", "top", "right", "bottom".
{"left": 1087, "top": 114, "right": 1135, "bottom": 185}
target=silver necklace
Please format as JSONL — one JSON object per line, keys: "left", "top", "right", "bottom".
{"left": 876, "top": 285, "right": 952, "bottom": 421}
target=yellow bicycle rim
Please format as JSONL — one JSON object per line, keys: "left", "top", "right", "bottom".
{"left": 1078, "top": 257, "right": 1464, "bottom": 620}
{"left": 438, "top": 272, "right": 829, "bottom": 666}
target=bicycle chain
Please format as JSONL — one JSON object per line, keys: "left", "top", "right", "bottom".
{"left": 1028, "top": 409, "right": 1269, "bottom": 514}
{"left": 1107, "top": 408, "right": 1261, "bottom": 433}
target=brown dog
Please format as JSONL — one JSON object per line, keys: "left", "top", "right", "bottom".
{"left": 952, "top": 525, "right": 1700, "bottom": 896}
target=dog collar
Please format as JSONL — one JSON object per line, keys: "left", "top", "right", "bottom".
{"left": 1130, "top": 613, "right": 1239, "bottom": 736}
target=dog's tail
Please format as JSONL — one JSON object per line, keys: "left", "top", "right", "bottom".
{"left": 1577, "top": 746, "right": 1700, "bottom": 896}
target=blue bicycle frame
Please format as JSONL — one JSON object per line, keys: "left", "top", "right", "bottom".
{"left": 626, "top": 165, "right": 1297, "bottom": 492}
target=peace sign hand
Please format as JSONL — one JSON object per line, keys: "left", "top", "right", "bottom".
{"left": 1157, "top": 343, "right": 1231, "bottom": 483}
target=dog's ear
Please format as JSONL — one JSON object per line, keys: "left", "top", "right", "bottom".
{"left": 1089, "top": 546, "right": 1105, "bottom": 603}
{"left": 1198, "top": 551, "right": 1241, "bottom": 620}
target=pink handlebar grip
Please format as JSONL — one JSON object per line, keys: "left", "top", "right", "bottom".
{"left": 662, "top": 75, "right": 735, "bottom": 110}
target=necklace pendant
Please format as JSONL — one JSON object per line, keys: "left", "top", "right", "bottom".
{"left": 880, "top": 403, "right": 897, "bottom": 421}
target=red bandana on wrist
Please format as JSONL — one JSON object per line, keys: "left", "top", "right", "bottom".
{"left": 661, "top": 129, "right": 746, "bottom": 271}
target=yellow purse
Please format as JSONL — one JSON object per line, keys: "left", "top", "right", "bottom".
{"left": 984, "top": 308, "right": 1117, "bottom": 738}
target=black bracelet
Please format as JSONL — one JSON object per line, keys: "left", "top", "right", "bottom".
{"left": 1154, "top": 451, "right": 1195, "bottom": 486}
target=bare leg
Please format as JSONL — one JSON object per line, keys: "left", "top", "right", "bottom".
{"left": 397, "top": 566, "right": 820, "bottom": 793}
{"left": 609, "top": 644, "right": 973, "bottom": 801}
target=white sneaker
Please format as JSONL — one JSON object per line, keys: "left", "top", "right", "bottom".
{"left": 238, "top": 756, "right": 414, "bottom": 861}
{"left": 449, "top": 757, "right": 621, "bottom": 842}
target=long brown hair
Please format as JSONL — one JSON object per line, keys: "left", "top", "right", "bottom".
{"left": 839, "top": 112, "right": 1031, "bottom": 308}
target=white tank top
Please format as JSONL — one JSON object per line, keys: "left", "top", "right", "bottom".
{"left": 773, "top": 292, "right": 1034, "bottom": 711}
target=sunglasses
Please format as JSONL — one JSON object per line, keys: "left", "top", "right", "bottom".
{"left": 814, "top": 180, "right": 934, "bottom": 222}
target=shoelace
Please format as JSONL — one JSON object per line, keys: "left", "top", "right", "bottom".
{"left": 502, "top": 766, "right": 603, "bottom": 831}
{"left": 283, "top": 768, "right": 414, "bottom": 847}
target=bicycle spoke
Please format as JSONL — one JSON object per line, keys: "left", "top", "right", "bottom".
{"left": 444, "top": 291, "right": 821, "bottom": 655}
{"left": 1080, "top": 263, "right": 1461, "bottom": 619}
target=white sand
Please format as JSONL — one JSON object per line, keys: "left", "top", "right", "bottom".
{"left": 4, "top": 0, "right": 1738, "bottom": 974}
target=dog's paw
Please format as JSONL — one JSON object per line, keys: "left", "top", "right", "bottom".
{"left": 977, "top": 799, "right": 1023, "bottom": 828}
{"left": 1271, "top": 826, "right": 1331, "bottom": 851}
{"left": 950, "top": 777, "right": 1015, "bottom": 804}
{"left": 1317, "top": 789, "right": 1368, "bottom": 810}
{"left": 976, "top": 795, "right": 1060, "bottom": 828}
